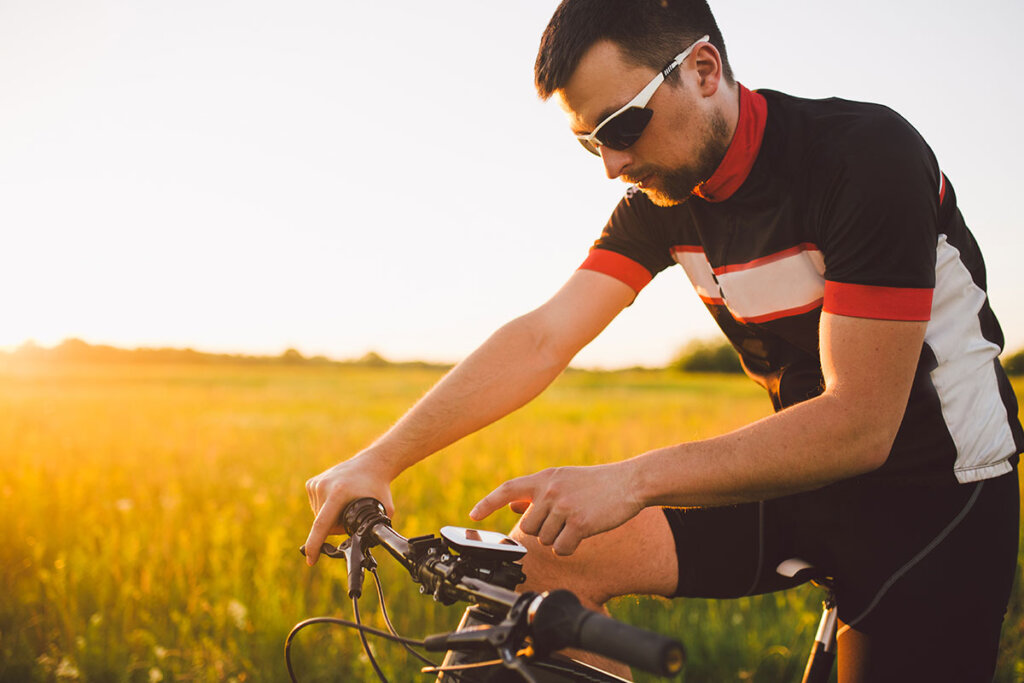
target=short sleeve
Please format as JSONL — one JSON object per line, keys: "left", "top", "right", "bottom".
{"left": 814, "top": 109, "right": 940, "bottom": 321}
{"left": 578, "top": 187, "right": 677, "bottom": 294}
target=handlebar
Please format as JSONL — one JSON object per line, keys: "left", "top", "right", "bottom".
{"left": 306, "top": 497, "right": 685, "bottom": 678}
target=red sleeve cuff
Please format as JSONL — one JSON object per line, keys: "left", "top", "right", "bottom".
{"left": 577, "top": 249, "right": 653, "bottom": 293}
{"left": 823, "top": 281, "right": 933, "bottom": 321}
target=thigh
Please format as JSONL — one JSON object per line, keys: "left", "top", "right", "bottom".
{"left": 834, "top": 470, "right": 1020, "bottom": 683}
{"left": 511, "top": 506, "right": 679, "bottom": 604}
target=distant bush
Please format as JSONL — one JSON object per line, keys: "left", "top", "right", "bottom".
{"left": 670, "top": 338, "right": 743, "bottom": 373}
{"left": 1003, "top": 349, "right": 1024, "bottom": 376}
{"left": 355, "top": 351, "right": 390, "bottom": 367}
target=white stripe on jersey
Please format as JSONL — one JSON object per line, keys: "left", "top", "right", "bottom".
{"left": 672, "top": 245, "right": 825, "bottom": 323}
{"left": 926, "top": 234, "right": 1017, "bottom": 483}
{"left": 671, "top": 247, "right": 723, "bottom": 304}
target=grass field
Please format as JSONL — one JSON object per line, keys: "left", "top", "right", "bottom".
{"left": 0, "top": 362, "right": 1021, "bottom": 682}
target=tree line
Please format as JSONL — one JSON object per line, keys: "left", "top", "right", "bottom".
{"left": 3, "top": 337, "right": 1023, "bottom": 375}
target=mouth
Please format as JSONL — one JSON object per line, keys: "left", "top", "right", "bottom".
{"left": 635, "top": 174, "right": 655, "bottom": 189}
{"left": 618, "top": 172, "right": 651, "bottom": 188}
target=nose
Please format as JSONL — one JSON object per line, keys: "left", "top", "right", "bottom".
{"left": 599, "top": 146, "right": 631, "bottom": 179}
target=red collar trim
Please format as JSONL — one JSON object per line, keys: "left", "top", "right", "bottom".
{"left": 694, "top": 84, "right": 767, "bottom": 202}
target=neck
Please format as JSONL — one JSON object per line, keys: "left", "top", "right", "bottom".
{"left": 693, "top": 83, "right": 768, "bottom": 202}
{"left": 717, "top": 81, "right": 742, "bottom": 149}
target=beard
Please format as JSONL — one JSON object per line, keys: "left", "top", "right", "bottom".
{"left": 633, "top": 108, "right": 731, "bottom": 207}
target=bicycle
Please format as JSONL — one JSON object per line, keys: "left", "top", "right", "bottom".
{"left": 285, "top": 497, "right": 839, "bottom": 682}
{"left": 286, "top": 497, "right": 684, "bottom": 681}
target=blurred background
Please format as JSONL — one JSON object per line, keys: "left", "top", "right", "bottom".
{"left": 2, "top": 0, "right": 1023, "bottom": 369}
{"left": 1, "top": 2, "right": 1022, "bottom": 681}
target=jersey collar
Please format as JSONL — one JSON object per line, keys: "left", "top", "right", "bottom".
{"left": 693, "top": 84, "right": 767, "bottom": 203}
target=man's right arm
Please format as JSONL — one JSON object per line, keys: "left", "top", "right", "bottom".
{"left": 302, "top": 268, "right": 636, "bottom": 564}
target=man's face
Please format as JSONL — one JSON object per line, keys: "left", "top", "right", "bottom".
{"left": 556, "top": 40, "right": 730, "bottom": 207}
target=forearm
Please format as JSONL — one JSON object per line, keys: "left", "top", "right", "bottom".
{"left": 632, "top": 391, "right": 896, "bottom": 508}
{"left": 362, "top": 312, "right": 569, "bottom": 478}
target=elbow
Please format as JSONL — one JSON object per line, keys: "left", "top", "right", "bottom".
{"left": 824, "top": 395, "right": 902, "bottom": 477}
{"left": 852, "top": 420, "right": 900, "bottom": 475}
{"left": 860, "top": 441, "right": 893, "bottom": 474}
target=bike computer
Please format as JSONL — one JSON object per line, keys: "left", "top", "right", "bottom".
{"left": 439, "top": 526, "right": 527, "bottom": 562}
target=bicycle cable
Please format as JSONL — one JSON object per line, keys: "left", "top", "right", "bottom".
{"left": 371, "top": 567, "right": 437, "bottom": 668}
{"left": 284, "top": 569, "right": 492, "bottom": 683}
{"left": 372, "top": 567, "right": 500, "bottom": 683}
{"left": 284, "top": 615, "right": 426, "bottom": 682}
{"left": 353, "top": 595, "right": 390, "bottom": 682}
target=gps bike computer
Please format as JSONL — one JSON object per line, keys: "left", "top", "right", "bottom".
{"left": 439, "top": 526, "right": 528, "bottom": 562}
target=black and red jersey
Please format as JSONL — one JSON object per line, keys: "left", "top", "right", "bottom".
{"left": 580, "top": 86, "right": 1023, "bottom": 485}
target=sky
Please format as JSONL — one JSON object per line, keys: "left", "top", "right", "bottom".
{"left": 2, "top": 1, "right": 1022, "bottom": 369}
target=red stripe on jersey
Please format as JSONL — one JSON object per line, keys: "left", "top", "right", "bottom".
{"left": 733, "top": 298, "right": 823, "bottom": 324}
{"left": 578, "top": 249, "right": 653, "bottom": 293}
{"left": 823, "top": 282, "right": 933, "bottom": 321}
{"left": 713, "top": 242, "right": 820, "bottom": 275}
{"left": 939, "top": 172, "right": 947, "bottom": 205}
{"left": 693, "top": 85, "right": 768, "bottom": 203}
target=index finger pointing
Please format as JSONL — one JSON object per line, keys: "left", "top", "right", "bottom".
{"left": 469, "top": 478, "right": 534, "bottom": 521}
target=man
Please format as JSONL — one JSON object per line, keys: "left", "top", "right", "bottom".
{"left": 305, "top": 1, "right": 1022, "bottom": 679}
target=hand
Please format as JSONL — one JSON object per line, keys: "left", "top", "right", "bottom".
{"left": 303, "top": 454, "right": 395, "bottom": 566}
{"left": 470, "top": 462, "right": 644, "bottom": 556}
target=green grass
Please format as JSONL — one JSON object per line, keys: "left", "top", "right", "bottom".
{"left": 0, "top": 363, "right": 1020, "bottom": 681}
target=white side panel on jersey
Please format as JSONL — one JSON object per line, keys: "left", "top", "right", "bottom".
{"left": 926, "top": 234, "right": 1016, "bottom": 483}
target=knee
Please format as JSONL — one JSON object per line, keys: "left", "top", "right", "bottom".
{"left": 510, "top": 524, "right": 610, "bottom": 606}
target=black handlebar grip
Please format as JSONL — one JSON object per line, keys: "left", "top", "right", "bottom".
{"left": 530, "top": 590, "right": 684, "bottom": 677}
{"left": 341, "top": 497, "right": 389, "bottom": 537}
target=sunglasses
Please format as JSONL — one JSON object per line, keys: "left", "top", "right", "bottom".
{"left": 576, "top": 35, "right": 710, "bottom": 156}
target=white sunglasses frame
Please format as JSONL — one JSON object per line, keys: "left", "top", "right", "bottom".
{"left": 576, "top": 35, "right": 711, "bottom": 155}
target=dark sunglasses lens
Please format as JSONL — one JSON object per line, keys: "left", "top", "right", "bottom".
{"left": 597, "top": 107, "right": 654, "bottom": 150}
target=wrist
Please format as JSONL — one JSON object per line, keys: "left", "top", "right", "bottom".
{"left": 622, "top": 452, "right": 658, "bottom": 511}
{"left": 352, "top": 447, "right": 405, "bottom": 482}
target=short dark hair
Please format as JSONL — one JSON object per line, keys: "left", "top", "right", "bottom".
{"left": 535, "top": 0, "right": 734, "bottom": 100}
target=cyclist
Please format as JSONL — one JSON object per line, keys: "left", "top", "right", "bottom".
{"left": 305, "top": 1, "right": 1022, "bottom": 680}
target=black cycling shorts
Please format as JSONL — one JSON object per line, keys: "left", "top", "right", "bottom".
{"left": 662, "top": 467, "right": 1020, "bottom": 682}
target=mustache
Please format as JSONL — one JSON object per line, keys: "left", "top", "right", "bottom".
{"left": 623, "top": 168, "right": 656, "bottom": 185}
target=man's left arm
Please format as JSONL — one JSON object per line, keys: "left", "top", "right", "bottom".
{"left": 472, "top": 313, "right": 926, "bottom": 555}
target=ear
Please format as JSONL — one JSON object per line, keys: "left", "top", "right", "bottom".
{"left": 693, "top": 42, "right": 724, "bottom": 97}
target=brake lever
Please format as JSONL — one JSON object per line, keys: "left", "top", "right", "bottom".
{"left": 298, "top": 538, "right": 375, "bottom": 599}
{"left": 298, "top": 541, "right": 348, "bottom": 560}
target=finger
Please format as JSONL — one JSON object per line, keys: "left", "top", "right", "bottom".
{"left": 517, "top": 500, "right": 550, "bottom": 537}
{"left": 537, "top": 511, "right": 566, "bottom": 547}
{"left": 304, "top": 498, "right": 343, "bottom": 566}
{"left": 509, "top": 500, "right": 530, "bottom": 514}
{"left": 470, "top": 478, "right": 534, "bottom": 521}
{"left": 305, "top": 478, "right": 317, "bottom": 513}
{"left": 552, "top": 523, "right": 584, "bottom": 556}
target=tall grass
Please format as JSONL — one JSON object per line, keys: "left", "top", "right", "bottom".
{"left": 0, "top": 363, "right": 1020, "bottom": 681}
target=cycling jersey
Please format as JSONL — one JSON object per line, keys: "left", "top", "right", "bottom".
{"left": 579, "top": 85, "right": 1024, "bottom": 485}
